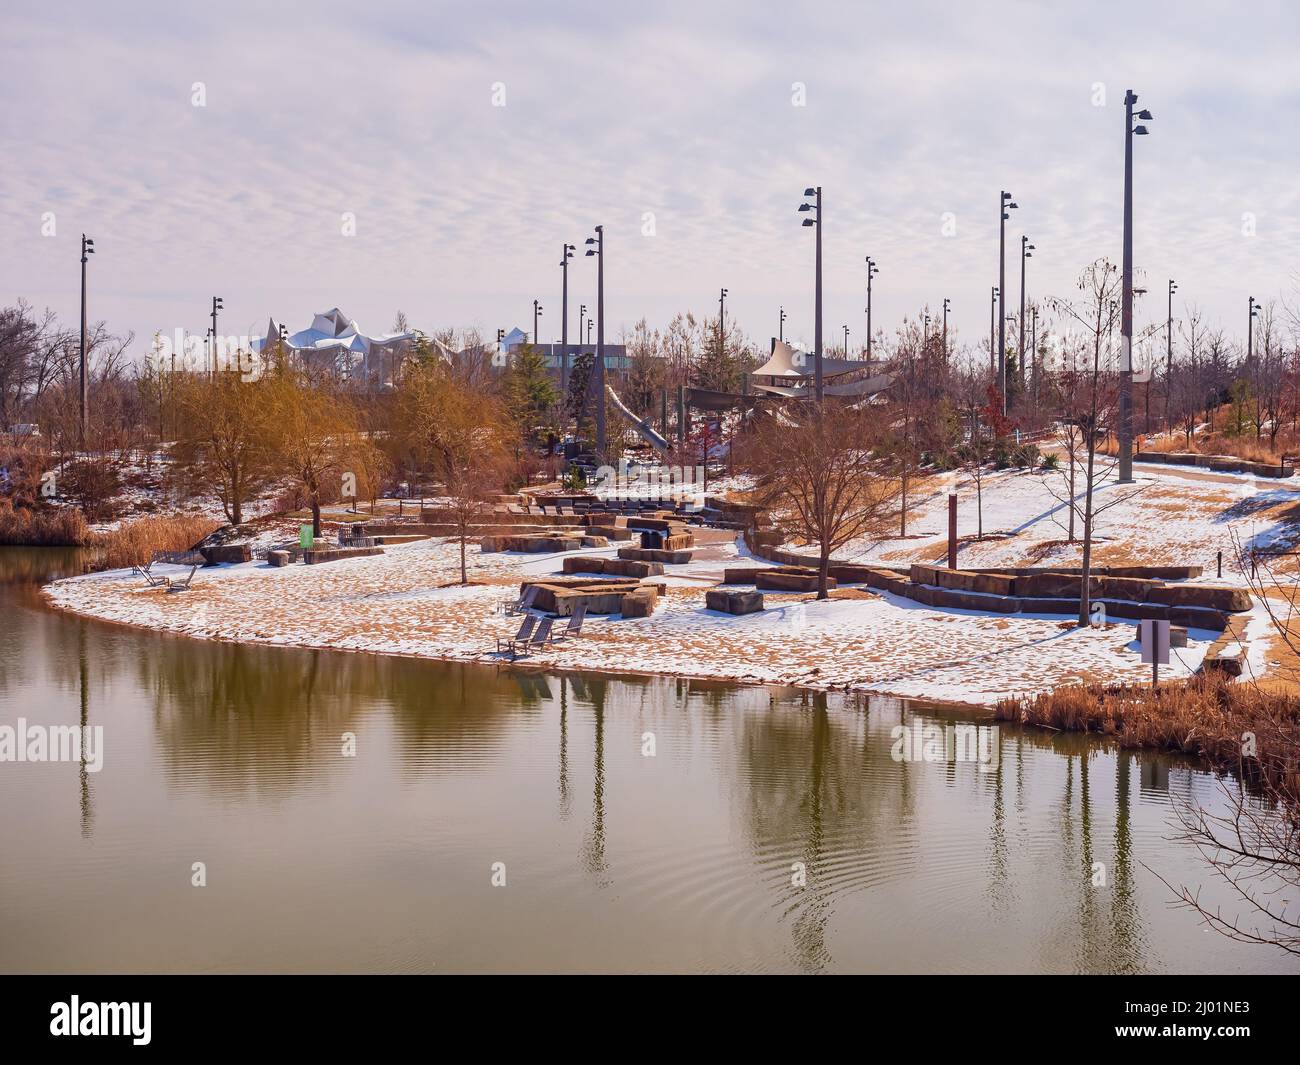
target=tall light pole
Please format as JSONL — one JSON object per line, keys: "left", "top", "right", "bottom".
{"left": 799, "top": 186, "right": 823, "bottom": 401}
{"left": 1164, "top": 279, "right": 1177, "bottom": 432}
{"left": 1118, "top": 89, "right": 1152, "bottom": 483}
{"left": 865, "top": 256, "right": 878, "bottom": 360}
{"left": 532, "top": 298, "right": 544, "bottom": 346}
{"left": 1247, "top": 295, "right": 1259, "bottom": 364}
{"left": 923, "top": 314, "right": 931, "bottom": 347}
{"left": 998, "top": 191, "right": 1018, "bottom": 414}
{"left": 210, "top": 296, "right": 224, "bottom": 378}
{"left": 79, "top": 234, "right": 94, "bottom": 449}
{"left": 779, "top": 305, "right": 786, "bottom": 343}
{"left": 718, "top": 287, "right": 728, "bottom": 364}
{"left": 586, "top": 318, "right": 593, "bottom": 345}
{"left": 1030, "top": 305, "right": 1040, "bottom": 400}
{"left": 579, "top": 304, "right": 587, "bottom": 356}
{"left": 584, "top": 225, "right": 605, "bottom": 454}
{"left": 942, "top": 297, "right": 951, "bottom": 359}
{"left": 989, "top": 286, "right": 999, "bottom": 374}
{"left": 843, "top": 324, "right": 850, "bottom": 354}
{"left": 1020, "top": 235, "right": 1035, "bottom": 391}
{"left": 560, "top": 243, "right": 574, "bottom": 391}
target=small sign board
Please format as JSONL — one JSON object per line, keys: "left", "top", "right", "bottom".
{"left": 1139, "top": 619, "right": 1171, "bottom": 665}
{"left": 299, "top": 524, "right": 314, "bottom": 550}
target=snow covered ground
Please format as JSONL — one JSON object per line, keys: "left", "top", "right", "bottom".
{"left": 822, "top": 460, "right": 1300, "bottom": 583}
{"left": 40, "top": 465, "right": 1268, "bottom": 707}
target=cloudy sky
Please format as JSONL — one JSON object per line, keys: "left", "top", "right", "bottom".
{"left": 3, "top": 0, "right": 1298, "bottom": 362}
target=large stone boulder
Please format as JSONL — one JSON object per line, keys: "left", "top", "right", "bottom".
{"left": 705, "top": 589, "right": 764, "bottom": 615}
{"left": 201, "top": 543, "right": 252, "bottom": 566}
{"left": 1148, "top": 583, "right": 1251, "bottom": 613}
{"left": 620, "top": 587, "right": 659, "bottom": 618}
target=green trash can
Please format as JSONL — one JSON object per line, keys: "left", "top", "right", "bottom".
{"left": 299, "top": 524, "right": 314, "bottom": 550}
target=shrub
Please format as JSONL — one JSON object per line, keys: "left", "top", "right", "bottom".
{"left": 0, "top": 503, "right": 91, "bottom": 546}
{"left": 94, "top": 514, "right": 222, "bottom": 570}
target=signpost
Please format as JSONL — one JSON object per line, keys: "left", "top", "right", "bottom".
{"left": 1138, "top": 619, "right": 1170, "bottom": 688}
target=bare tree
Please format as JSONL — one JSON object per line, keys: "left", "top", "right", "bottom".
{"left": 1047, "top": 260, "right": 1148, "bottom": 624}
{"left": 742, "top": 402, "right": 902, "bottom": 599}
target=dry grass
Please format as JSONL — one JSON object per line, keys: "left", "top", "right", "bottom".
{"left": 93, "top": 514, "right": 222, "bottom": 570}
{"left": 995, "top": 673, "right": 1300, "bottom": 801}
{"left": 0, "top": 504, "right": 91, "bottom": 546}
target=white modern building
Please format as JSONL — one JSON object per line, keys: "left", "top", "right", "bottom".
{"left": 252, "top": 308, "right": 415, "bottom": 389}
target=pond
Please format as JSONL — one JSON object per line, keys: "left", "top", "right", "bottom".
{"left": 0, "top": 547, "right": 1295, "bottom": 973}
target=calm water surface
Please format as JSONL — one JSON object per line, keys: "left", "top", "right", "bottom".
{"left": 1, "top": 547, "right": 1296, "bottom": 974}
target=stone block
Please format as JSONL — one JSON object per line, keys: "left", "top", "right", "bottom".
{"left": 705, "top": 589, "right": 764, "bottom": 615}
{"left": 201, "top": 544, "right": 252, "bottom": 565}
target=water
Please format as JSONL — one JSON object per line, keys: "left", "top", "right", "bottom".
{"left": 0, "top": 547, "right": 1295, "bottom": 974}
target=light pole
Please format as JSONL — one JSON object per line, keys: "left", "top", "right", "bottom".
{"left": 998, "top": 191, "right": 1018, "bottom": 414}
{"left": 210, "top": 296, "right": 224, "bottom": 377}
{"left": 843, "top": 324, "right": 850, "bottom": 354}
{"left": 942, "top": 297, "right": 951, "bottom": 359}
{"left": 1164, "top": 279, "right": 1177, "bottom": 432}
{"left": 586, "top": 318, "right": 593, "bottom": 345}
{"left": 560, "top": 243, "right": 574, "bottom": 391}
{"left": 1020, "top": 235, "right": 1034, "bottom": 391}
{"left": 989, "top": 286, "right": 999, "bottom": 374}
{"left": 532, "top": 298, "right": 544, "bottom": 346}
{"left": 718, "top": 287, "right": 728, "bottom": 364}
{"left": 79, "top": 234, "right": 94, "bottom": 449}
{"left": 779, "top": 305, "right": 786, "bottom": 343}
{"left": 1118, "top": 89, "right": 1152, "bottom": 484}
{"left": 1247, "top": 295, "right": 1259, "bottom": 364}
{"left": 923, "top": 314, "right": 930, "bottom": 347}
{"left": 584, "top": 225, "right": 605, "bottom": 455}
{"left": 799, "top": 186, "right": 823, "bottom": 401}
{"left": 865, "top": 256, "right": 878, "bottom": 360}
{"left": 1030, "top": 306, "right": 1040, "bottom": 400}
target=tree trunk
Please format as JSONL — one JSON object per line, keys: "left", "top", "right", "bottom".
{"left": 900, "top": 463, "right": 909, "bottom": 536}
{"left": 460, "top": 527, "right": 468, "bottom": 585}
{"left": 311, "top": 497, "right": 322, "bottom": 538}
{"left": 817, "top": 547, "right": 831, "bottom": 601}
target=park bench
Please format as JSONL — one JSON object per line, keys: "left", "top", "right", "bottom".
{"left": 508, "top": 616, "right": 555, "bottom": 659}
{"left": 498, "top": 613, "right": 537, "bottom": 654}
{"left": 133, "top": 549, "right": 203, "bottom": 591}
{"left": 498, "top": 584, "right": 540, "bottom": 615}
{"left": 555, "top": 602, "right": 587, "bottom": 640}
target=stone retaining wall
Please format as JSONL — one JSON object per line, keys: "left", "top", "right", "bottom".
{"left": 1135, "top": 450, "right": 1294, "bottom": 478}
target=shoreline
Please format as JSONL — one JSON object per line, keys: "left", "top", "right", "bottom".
{"left": 35, "top": 531, "right": 1229, "bottom": 708}
{"left": 35, "top": 588, "right": 992, "bottom": 713}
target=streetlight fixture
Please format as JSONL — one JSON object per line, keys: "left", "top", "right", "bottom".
{"left": 1164, "top": 279, "right": 1178, "bottom": 431}
{"left": 79, "top": 234, "right": 94, "bottom": 449}
{"left": 1248, "top": 295, "right": 1260, "bottom": 364}
{"left": 1118, "top": 89, "right": 1153, "bottom": 483}
{"left": 210, "top": 296, "right": 224, "bottom": 377}
{"left": 779, "top": 305, "right": 787, "bottom": 343}
{"left": 1020, "top": 236, "right": 1035, "bottom": 390}
{"left": 718, "top": 287, "right": 729, "bottom": 364}
{"left": 532, "top": 298, "right": 544, "bottom": 346}
{"left": 585, "top": 225, "right": 605, "bottom": 454}
{"left": 843, "top": 324, "right": 850, "bottom": 355}
{"left": 942, "top": 297, "right": 951, "bottom": 359}
{"left": 799, "top": 186, "right": 823, "bottom": 401}
{"left": 998, "top": 191, "right": 1018, "bottom": 414}
{"left": 865, "top": 256, "right": 879, "bottom": 360}
{"left": 560, "top": 243, "right": 575, "bottom": 390}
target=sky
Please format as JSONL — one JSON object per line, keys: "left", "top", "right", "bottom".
{"left": 3, "top": 0, "right": 1299, "bottom": 366}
